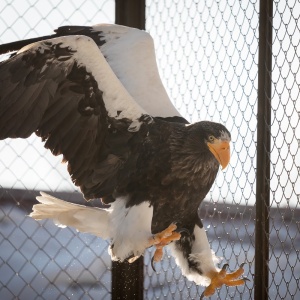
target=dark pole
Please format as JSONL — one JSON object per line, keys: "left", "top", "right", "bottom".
{"left": 112, "top": 1, "right": 145, "bottom": 299}
{"left": 115, "top": 0, "right": 145, "bottom": 30}
{"left": 111, "top": 259, "right": 144, "bottom": 300}
{"left": 255, "top": 0, "right": 273, "bottom": 299}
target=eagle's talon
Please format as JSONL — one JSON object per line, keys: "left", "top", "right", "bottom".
{"left": 223, "top": 263, "right": 246, "bottom": 280}
{"left": 200, "top": 292, "right": 205, "bottom": 300}
{"left": 148, "top": 223, "right": 181, "bottom": 268}
{"left": 221, "top": 263, "right": 229, "bottom": 270}
{"left": 201, "top": 264, "right": 248, "bottom": 298}
{"left": 151, "top": 223, "right": 177, "bottom": 244}
{"left": 151, "top": 255, "right": 156, "bottom": 272}
{"left": 177, "top": 227, "right": 190, "bottom": 235}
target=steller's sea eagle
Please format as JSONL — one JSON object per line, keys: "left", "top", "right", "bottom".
{"left": 0, "top": 24, "right": 247, "bottom": 298}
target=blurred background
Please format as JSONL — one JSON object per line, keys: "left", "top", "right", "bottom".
{"left": 0, "top": 0, "right": 299, "bottom": 299}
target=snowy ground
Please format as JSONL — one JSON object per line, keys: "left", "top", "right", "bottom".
{"left": 0, "top": 189, "right": 299, "bottom": 299}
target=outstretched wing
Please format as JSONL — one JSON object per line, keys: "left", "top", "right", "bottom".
{"left": 0, "top": 34, "right": 150, "bottom": 199}
{"left": 0, "top": 24, "right": 187, "bottom": 199}
{"left": 53, "top": 24, "right": 183, "bottom": 119}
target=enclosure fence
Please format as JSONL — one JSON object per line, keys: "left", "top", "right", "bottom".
{"left": 0, "top": 0, "right": 299, "bottom": 299}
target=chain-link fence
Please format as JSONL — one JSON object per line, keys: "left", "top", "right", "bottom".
{"left": 0, "top": 1, "right": 114, "bottom": 299}
{"left": 145, "top": 1, "right": 257, "bottom": 299}
{"left": 146, "top": 0, "right": 299, "bottom": 299}
{"left": 1, "top": 0, "right": 299, "bottom": 299}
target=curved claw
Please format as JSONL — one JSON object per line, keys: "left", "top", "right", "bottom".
{"left": 200, "top": 291, "right": 205, "bottom": 300}
{"left": 176, "top": 227, "right": 190, "bottom": 235}
{"left": 151, "top": 255, "right": 156, "bottom": 272}
{"left": 222, "top": 263, "right": 229, "bottom": 270}
{"left": 243, "top": 277, "right": 251, "bottom": 282}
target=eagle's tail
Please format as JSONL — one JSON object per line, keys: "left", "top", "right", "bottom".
{"left": 29, "top": 192, "right": 110, "bottom": 239}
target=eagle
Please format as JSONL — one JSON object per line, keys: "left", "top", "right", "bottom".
{"left": 0, "top": 24, "right": 247, "bottom": 298}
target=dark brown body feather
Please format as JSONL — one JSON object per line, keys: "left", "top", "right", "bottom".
{"left": 111, "top": 119, "right": 220, "bottom": 235}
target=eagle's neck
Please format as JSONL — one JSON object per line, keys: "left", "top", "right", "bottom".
{"left": 168, "top": 125, "right": 220, "bottom": 191}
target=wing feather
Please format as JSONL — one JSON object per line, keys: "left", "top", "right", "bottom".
{"left": 96, "top": 24, "right": 181, "bottom": 118}
{"left": 0, "top": 35, "right": 149, "bottom": 199}
{"left": 51, "top": 24, "right": 186, "bottom": 120}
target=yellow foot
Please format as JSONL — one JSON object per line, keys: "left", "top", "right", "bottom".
{"left": 148, "top": 223, "right": 181, "bottom": 270}
{"left": 200, "top": 263, "right": 249, "bottom": 299}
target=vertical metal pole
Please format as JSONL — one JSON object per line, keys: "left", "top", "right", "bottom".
{"left": 111, "top": 258, "right": 144, "bottom": 300}
{"left": 112, "top": 1, "right": 145, "bottom": 299}
{"left": 255, "top": 0, "right": 273, "bottom": 299}
{"left": 115, "top": 0, "right": 146, "bottom": 30}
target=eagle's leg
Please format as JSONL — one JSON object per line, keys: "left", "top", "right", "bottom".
{"left": 200, "top": 263, "right": 248, "bottom": 299}
{"left": 148, "top": 223, "right": 181, "bottom": 268}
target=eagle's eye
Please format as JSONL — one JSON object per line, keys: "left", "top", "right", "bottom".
{"left": 208, "top": 135, "right": 215, "bottom": 142}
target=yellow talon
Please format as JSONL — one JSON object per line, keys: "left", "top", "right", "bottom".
{"left": 148, "top": 223, "right": 181, "bottom": 270}
{"left": 200, "top": 263, "right": 248, "bottom": 299}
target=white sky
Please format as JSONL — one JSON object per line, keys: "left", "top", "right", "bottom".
{"left": 0, "top": 0, "right": 115, "bottom": 193}
{"left": 0, "top": 0, "right": 299, "bottom": 208}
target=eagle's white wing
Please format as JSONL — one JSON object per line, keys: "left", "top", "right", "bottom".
{"left": 94, "top": 24, "right": 181, "bottom": 118}
{"left": 54, "top": 24, "right": 185, "bottom": 120}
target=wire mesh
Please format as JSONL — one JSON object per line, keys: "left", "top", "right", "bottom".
{"left": 0, "top": 1, "right": 114, "bottom": 299}
{"left": 269, "top": 0, "right": 300, "bottom": 298}
{"left": 1, "top": 190, "right": 111, "bottom": 300}
{"left": 145, "top": 0, "right": 299, "bottom": 299}
{"left": 0, "top": 0, "right": 299, "bottom": 300}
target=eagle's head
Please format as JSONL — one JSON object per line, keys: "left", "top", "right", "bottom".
{"left": 186, "top": 121, "right": 231, "bottom": 170}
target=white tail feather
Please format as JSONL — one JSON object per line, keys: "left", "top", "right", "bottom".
{"left": 29, "top": 192, "right": 110, "bottom": 238}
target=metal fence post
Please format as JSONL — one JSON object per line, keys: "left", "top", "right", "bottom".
{"left": 113, "top": 1, "right": 145, "bottom": 299}
{"left": 255, "top": 0, "right": 273, "bottom": 299}
{"left": 115, "top": 0, "right": 145, "bottom": 30}
{"left": 111, "top": 258, "right": 144, "bottom": 300}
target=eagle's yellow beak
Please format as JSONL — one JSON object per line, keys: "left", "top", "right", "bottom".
{"left": 207, "top": 139, "right": 230, "bottom": 170}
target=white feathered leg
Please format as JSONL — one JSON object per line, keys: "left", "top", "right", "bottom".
{"left": 169, "top": 224, "right": 222, "bottom": 287}
{"left": 108, "top": 197, "right": 153, "bottom": 261}
{"left": 169, "top": 224, "right": 247, "bottom": 298}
